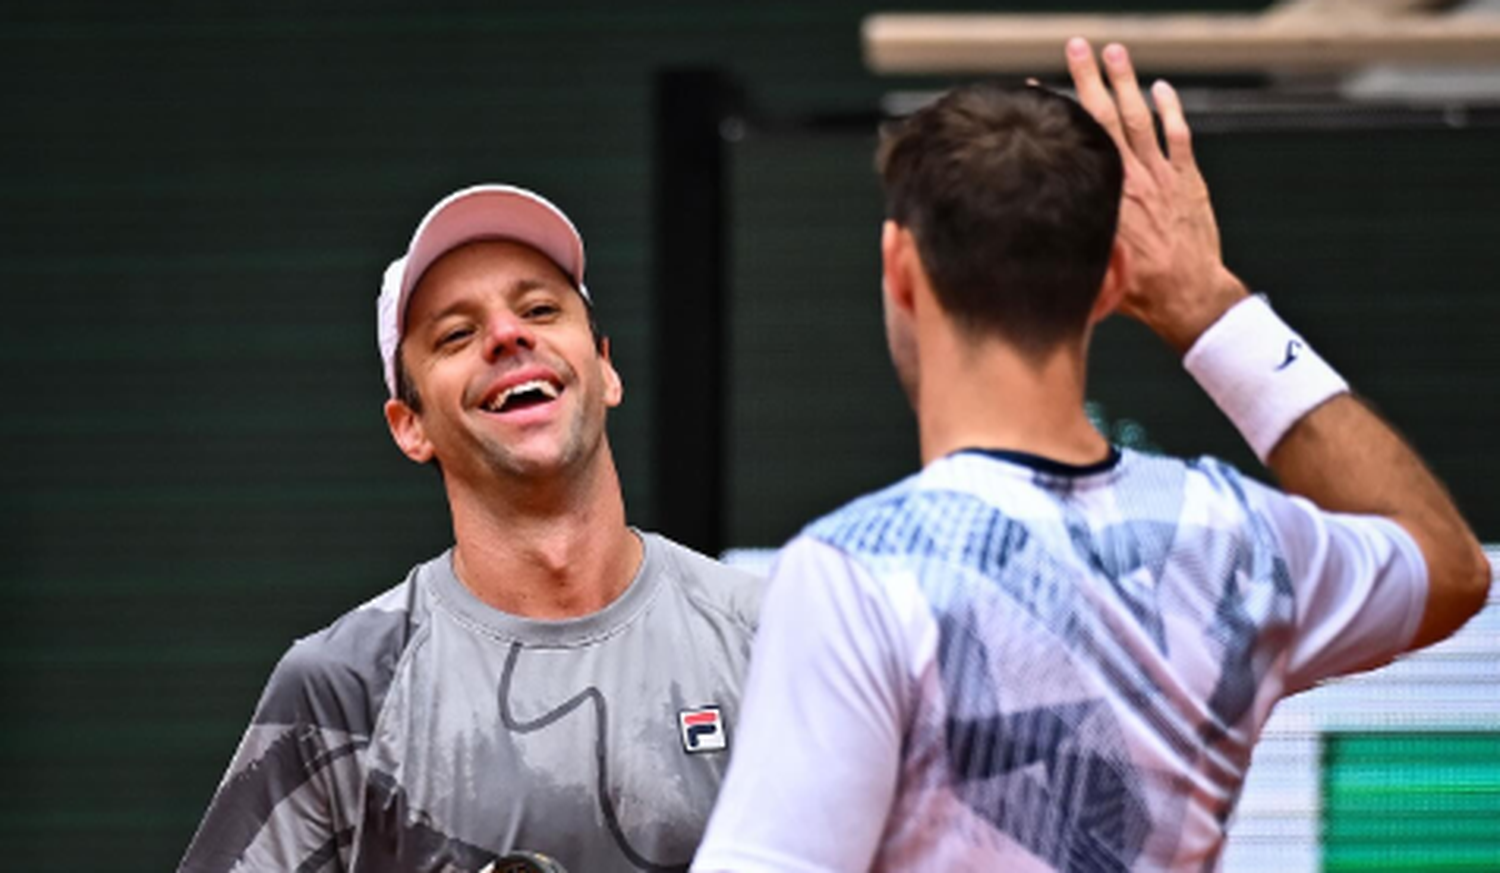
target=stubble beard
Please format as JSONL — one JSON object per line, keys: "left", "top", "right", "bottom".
{"left": 474, "top": 359, "right": 610, "bottom": 485}
{"left": 477, "top": 401, "right": 605, "bottom": 483}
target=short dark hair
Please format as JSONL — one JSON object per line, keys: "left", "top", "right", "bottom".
{"left": 876, "top": 83, "right": 1123, "bottom": 356}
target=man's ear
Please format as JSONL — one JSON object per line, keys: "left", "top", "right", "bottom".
{"left": 1089, "top": 239, "right": 1129, "bottom": 326}
{"left": 881, "top": 220, "right": 918, "bottom": 316}
{"left": 598, "top": 337, "right": 623, "bottom": 408}
{"left": 384, "top": 398, "right": 435, "bottom": 464}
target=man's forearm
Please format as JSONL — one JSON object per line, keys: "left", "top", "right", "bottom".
{"left": 1267, "top": 392, "right": 1491, "bottom": 648}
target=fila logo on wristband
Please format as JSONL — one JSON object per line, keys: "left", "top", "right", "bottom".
{"left": 1276, "top": 339, "right": 1303, "bottom": 371}
{"left": 1184, "top": 295, "right": 1349, "bottom": 463}
{"left": 679, "top": 706, "right": 726, "bottom": 753}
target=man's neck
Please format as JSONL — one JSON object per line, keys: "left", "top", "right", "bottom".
{"left": 916, "top": 327, "right": 1111, "bottom": 468}
{"left": 444, "top": 450, "right": 642, "bottom": 620}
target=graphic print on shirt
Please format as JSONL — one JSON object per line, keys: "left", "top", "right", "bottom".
{"left": 498, "top": 642, "right": 692, "bottom": 873}
{"left": 806, "top": 454, "right": 1298, "bottom": 872}
{"left": 1187, "top": 458, "right": 1296, "bottom": 744}
{"left": 182, "top": 536, "right": 761, "bottom": 873}
{"left": 809, "top": 489, "right": 1154, "bottom": 870}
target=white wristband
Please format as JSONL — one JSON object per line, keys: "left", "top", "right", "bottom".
{"left": 1183, "top": 295, "right": 1349, "bottom": 464}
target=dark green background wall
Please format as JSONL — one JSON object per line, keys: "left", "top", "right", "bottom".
{"left": 8, "top": 2, "right": 1498, "bottom": 869}
{"left": 726, "top": 123, "right": 1500, "bottom": 547}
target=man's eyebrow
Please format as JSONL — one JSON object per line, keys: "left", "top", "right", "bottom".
{"left": 511, "top": 277, "right": 568, "bottom": 295}
{"left": 418, "top": 300, "right": 475, "bottom": 328}
{"left": 414, "top": 277, "right": 569, "bottom": 328}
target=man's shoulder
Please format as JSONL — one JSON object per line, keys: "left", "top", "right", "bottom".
{"left": 796, "top": 449, "right": 1263, "bottom": 546}
{"left": 800, "top": 469, "right": 967, "bottom": 557}
{"left": 1164, "top": 451, "right": 1288, "bottom": 531}
{"left": 1177, "top": 451, "right": 1263, "bottom": 498}
{"left": 640, "top": 532, "right": 765, "bottom": 631}
{"left": 253, "top": 563, "right": 430, "bottom": 732}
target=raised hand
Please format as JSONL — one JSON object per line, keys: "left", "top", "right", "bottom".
{"left": 1065, "top": 37, "right": 1247, "bottom": 353}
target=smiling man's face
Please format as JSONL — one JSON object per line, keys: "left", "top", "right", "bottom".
{"left": 384, "top": 239, "right": 621, "bottom": 486}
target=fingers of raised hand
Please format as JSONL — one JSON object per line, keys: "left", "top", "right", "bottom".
{"left": 1100, "top": 43, "right": 1166, "bottom": 170}
{"left": 1065, "top": 38, "right": 1127, "bottom": 150}
{"left": 1150, "top": 80, "right": 1197, "bottom": 176}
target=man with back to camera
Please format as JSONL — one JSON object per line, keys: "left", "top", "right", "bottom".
{"left": 179, "top": 184, "right": 763, "bottom": 873}
{"left": 693, "top": 39, "right": 1492, "bottom": 872}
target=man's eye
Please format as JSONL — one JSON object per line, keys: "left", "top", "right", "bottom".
{"left": 526, "top": 304, "right": 560, "bottom": 319}
{"left": 438, "top": 327, "right": 474, "bottom": 346}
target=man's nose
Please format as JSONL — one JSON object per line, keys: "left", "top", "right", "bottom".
{"left": 483, "top": 312, "right": 537, "bottom": 359}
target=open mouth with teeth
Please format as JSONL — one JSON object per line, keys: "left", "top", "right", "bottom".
{"left": 483, "top": 379, "right": 562, "bottom": 413}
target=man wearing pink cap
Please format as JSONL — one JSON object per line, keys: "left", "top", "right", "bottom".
{"left": 180, "top": 185, "right": 763, "bottom": 873}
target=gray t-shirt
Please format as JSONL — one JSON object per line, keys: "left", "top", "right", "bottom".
{"left": 180, "top": 532, "right": 764, "bottom": 873}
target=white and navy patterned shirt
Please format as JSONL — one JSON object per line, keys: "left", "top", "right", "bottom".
{"left": 695, "top": 448, "right": 1426, "bottom": 873}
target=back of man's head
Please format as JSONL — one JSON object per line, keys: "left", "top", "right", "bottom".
{"left": 877, "top": 84, "right": 1123, "bottom": 356}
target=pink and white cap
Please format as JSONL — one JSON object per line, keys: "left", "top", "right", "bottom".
{"left": 377, "top": 184, "right": 589, "bottom": 396}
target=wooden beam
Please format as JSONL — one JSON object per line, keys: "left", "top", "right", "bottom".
{"left": 1265, "top": 0, "right": 1456, "bottom": 22}
{"left": 863, "top": 5, "right": 1500, "bottom": 75}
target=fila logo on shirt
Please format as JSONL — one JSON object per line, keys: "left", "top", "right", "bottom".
{"left": 678, "top": 706, "right": 727, "bottom": 753}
